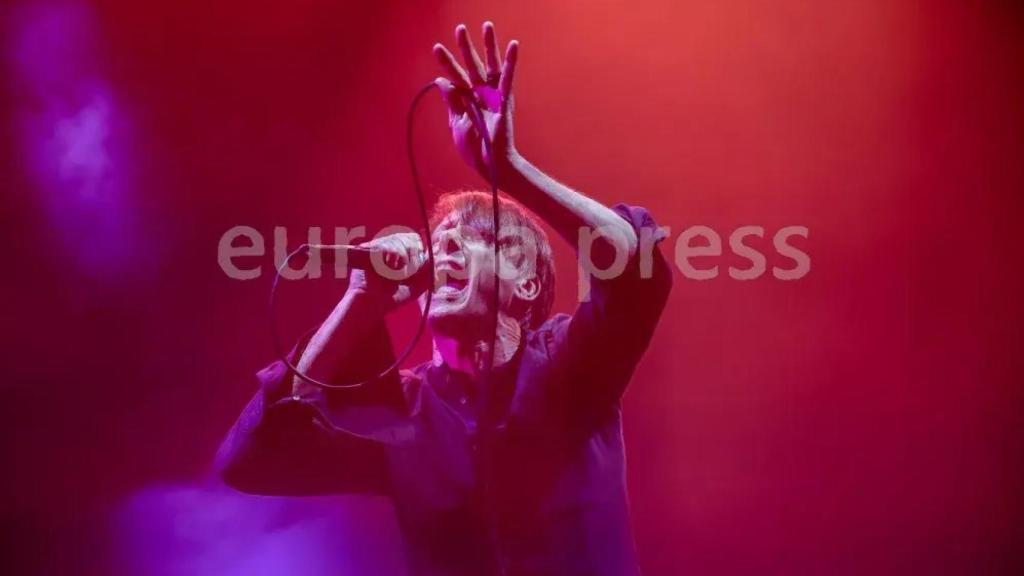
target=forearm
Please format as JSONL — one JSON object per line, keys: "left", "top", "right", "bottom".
{"left": 216, "top": 381, "right": 390, "bottom": 496}
{"left": 501, "top": 151, "right": 638, "bottom": 257}
{"left": 292, "top": 288, "right": 389, "bottom": 394}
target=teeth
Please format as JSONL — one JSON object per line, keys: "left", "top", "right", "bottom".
{"left": 436, "top": 276, "right": 466, "bottom": 289}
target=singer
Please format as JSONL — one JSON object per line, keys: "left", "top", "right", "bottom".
{"left": 215, "top": 22, "right": 672, "bottom": 576}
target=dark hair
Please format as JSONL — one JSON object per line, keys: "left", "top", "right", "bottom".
{"left": 430, "top": 190, "right": 555, "bottom": 329}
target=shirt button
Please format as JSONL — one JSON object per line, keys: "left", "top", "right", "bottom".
{"left": 292, "top": 394, "right": 302, "bottom": 402}
{"left": 459, "top": 396, "right": 468, "bottom": 406}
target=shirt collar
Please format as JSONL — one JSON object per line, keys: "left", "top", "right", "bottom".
{"left": 429, "top": 336, "right": 525, "bottom": 406}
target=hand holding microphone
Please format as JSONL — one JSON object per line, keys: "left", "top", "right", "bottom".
{"left": 311, "top": 232, "right": 432, "bottom": 313}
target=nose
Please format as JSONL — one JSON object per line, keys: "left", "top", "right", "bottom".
{"left": 435, "top": 228, "right": 463, "bottom": 257}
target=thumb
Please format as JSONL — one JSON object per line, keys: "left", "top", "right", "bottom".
{"left": 435, "top": 77, "right": 467, "bottom": 115}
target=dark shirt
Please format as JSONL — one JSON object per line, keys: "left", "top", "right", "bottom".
{"left": 215, "top": 205, "right": 673, "bottom": 576}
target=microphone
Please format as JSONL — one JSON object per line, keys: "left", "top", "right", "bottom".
{"left": 304, "top": 244, "right": 429, "bottom": 271}
{"left": 304, "top": 244, "right": 382, "bottom": 269}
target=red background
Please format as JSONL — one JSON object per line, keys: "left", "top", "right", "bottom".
{"left": 3, "top": 1, "right": 1023, "bottom": 574}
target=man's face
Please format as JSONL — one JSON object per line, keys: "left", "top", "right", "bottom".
{"left": 420, "top": 213, "right": 538, "bottom": 336}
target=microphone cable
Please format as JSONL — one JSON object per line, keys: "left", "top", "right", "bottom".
{"left": 269, "top": 76, "right": 508, "bottom": 575}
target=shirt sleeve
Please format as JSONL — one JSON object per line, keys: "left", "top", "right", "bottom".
{"left": 214, "top": 320, "right": 406, "bottom": 496}
{"left": 543, "top": 203, "right": 673, "bottom": 409}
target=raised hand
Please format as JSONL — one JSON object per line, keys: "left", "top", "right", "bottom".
{"left": 433, "top": 22, "right": 519, "bottom": 181}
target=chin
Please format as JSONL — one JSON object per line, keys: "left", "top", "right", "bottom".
{"left": 426, "top": 293, "right": 485, "bottom": 335}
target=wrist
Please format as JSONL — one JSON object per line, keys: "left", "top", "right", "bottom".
{"left": 496, "top": 148, "right": 527, "bottom": 186}
{"left": 505, "top": 147, "right": 526, "bottom": 170}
